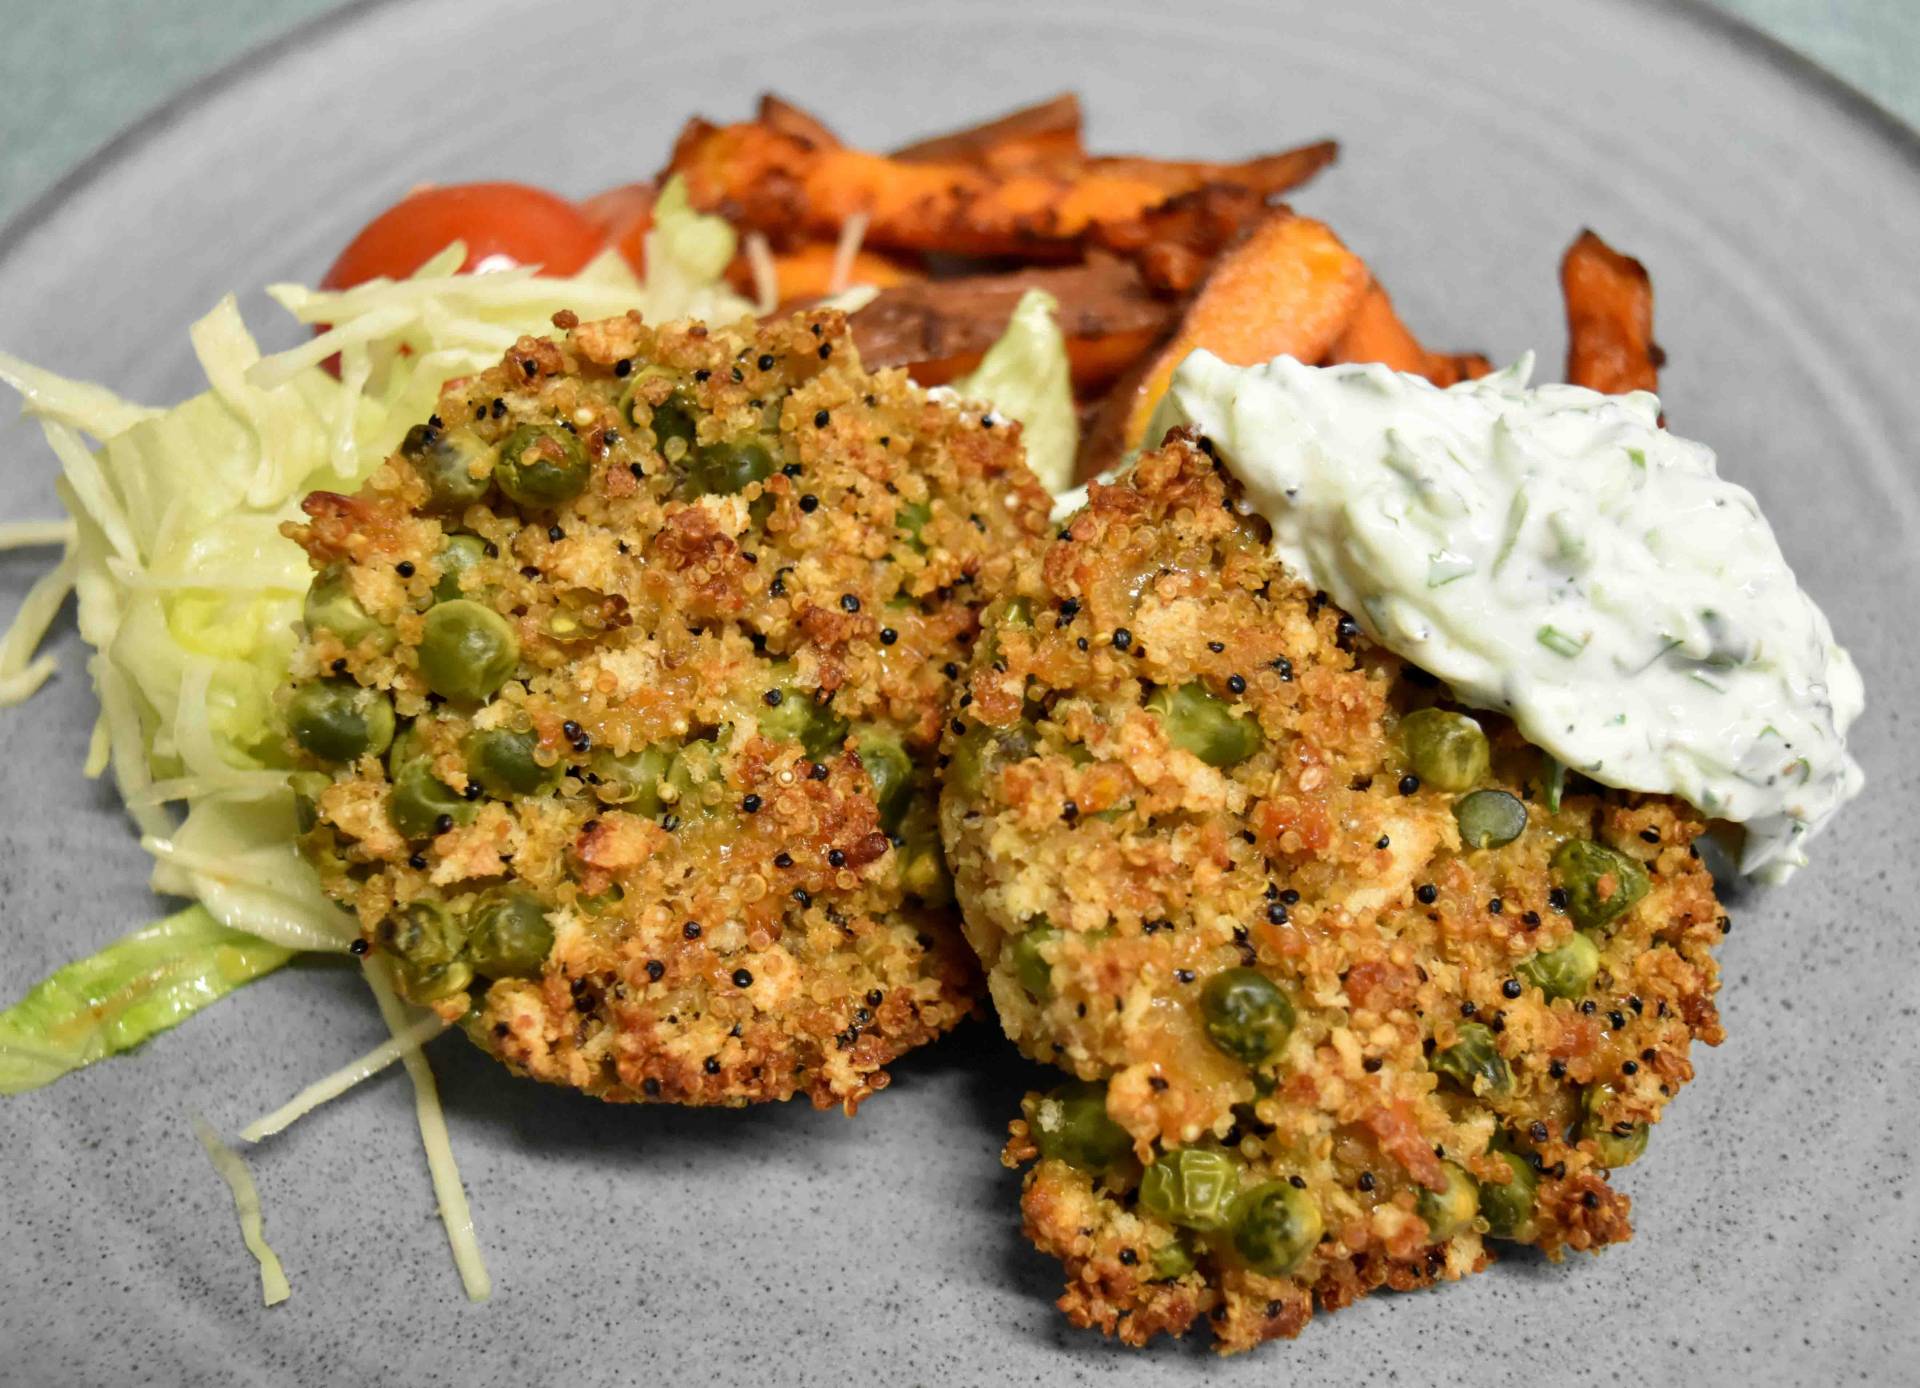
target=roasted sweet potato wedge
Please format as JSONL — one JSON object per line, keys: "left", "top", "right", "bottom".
{"left": 1561, "top": 228, "right": 1662, "bottom": 395}
{"left": 845, "top": 260, "right": 1174, "bottom": 389}
{"left": 1329, "top": 283, "right": 1490, "bottom": 386}
{"left": 666, "top": 119, "right": 1336, "bottom": 260}
{"left": 893, "top": 93, "right": 1085, "bottom": 173}
{"left": 1078, "top": 211, "right": 1371, "bottom": 476}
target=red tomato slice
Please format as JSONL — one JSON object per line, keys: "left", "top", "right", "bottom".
{"left": 321, "top": 182, "right": 603, "bottom": 289}
{"left": 578, "top": 182, "right": 656, "bottom": 277}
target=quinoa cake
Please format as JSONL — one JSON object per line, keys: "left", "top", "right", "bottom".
{"left": 938, "top": 437, "right": 1729, "bottom": 1350}
{"left": 282, "top": 308, "right": 1051, "bottom": 1111}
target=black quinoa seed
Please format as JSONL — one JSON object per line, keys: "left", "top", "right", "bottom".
{"left": 1502, "top": 979, "right": 1523, "bottom": 999}
{"left": 1399, "top": 774, "right": 1420, "bottom": 795}
{"left": 683, "top": 921, "right": 702, "bottom": 939}
{"left": 646, "top": 960, "right": 665, "bottom": 981}
{"left": 1112, "top": 628, "right": 1133, "bottom": 650}
{"left": 613, "top": 358, "right": 632, "bottom": 377}
{"left": 880, "top": 628, "right": 897, "bottom": 645}
{"left": 348, "top": 938, "right": 369, "bottom": 956}
{"left": 840, "top": 593, "right": 861, "bottom": 612}
{"left": 814, "top": 409, "right": 831, "bottom": 428}
{"left": 1227, "top": 674, "right": 1247, "bottom": 695}
{"left": 799, "top": 494, "right": 819, "bottom": 513}
{"left": 1271, "top": 656, "right": 1294, "bottom": 681}
{"left": 757, "top": 354, "right": 775, "bottom": 371}
{"left": 395, "top": 560, "right": 415, "bottom": 578}
{"left": 733, "top": 968, "right": 754, "bottom": 988}
{"left": 741, "top": 794, "right": 763, "bottom": 814}
{"left": 1416, "top": 883, "right": 1439, "bottom": 905}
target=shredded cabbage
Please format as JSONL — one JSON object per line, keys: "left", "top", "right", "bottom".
{"left": 240, "top": 1011, "right": 447, "bottom": 1143}
{"left": 191, "top": 1112, "right": 292, "bottom": 1306}
{"left": 366, "top": 961, "right": 490, "bottom": 1301}
{"left": 0, "top": 907, "right": 293, "bottom": 1095}
{"left": 0, "top": 176, "right": 750, "bottom": 964}
{"left": 951, "top": 288, "right": 1078, "bottom": 494}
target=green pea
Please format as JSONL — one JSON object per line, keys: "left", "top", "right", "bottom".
{"left": 288, "top": 680, "right": 394, "bottom": 763}
{"left": 854, "top": 729, "right": 914, "bottom": 833}
{"left": 1478, "top": 1149, "right": 1539, "bottom": 1240}
{"left": 1415, "top": 1162, "right": 1479, "bottom": 1240}
{"left": 388, "top": 758, "right": 478, "bottom": 840}
{"left": 431, "top": 533, "right": 490, "bottom": 604}
{"left": 646, "top": 392, "right": 699, "bottom": 455}
{"left": 1029, "top": 1081, "right": 1131, "bottom": 1172}
{"left": 898, "top": 832, "right": 953, "bottom": 907}
{"left": 401, "top": 423, "right": 494, "bottom": 513}
{"left": 1551, "top": 839, "right": 1651, "bottom": 932}
{"left": 1146, "top": 682, "right": 1261, "bottom": 768}
{"left": 495, "top": 423, "right": 589, "bottom": 509}
{"left": 1454, "top": 788, "right": 1528, "bottom": 849}
{"left": 589, "top": 742, "right": 675, "bottom": 812}
{"left": 1432, "top": 1021, "right": 1513, "bottom": 1096}
{"left": 687, "top": 437, "right": 776, "bottom": 497}
{"left": 1139, "top": 1148, "right": 1241, "bottom": 1232}
{"left": 1148, "top": 1239, "right": 1196, "bottom": 1282}
{"left": 1199, "top": 967, "right": 1294, "bottom": 1065}
{"left": 946, "top": 719, "right": 1037, "bottom": 799}
{"left": 1581, "top": 1084, "right": 1649, "bottom": 1168}
{"left": 1516, "top": 931, "right": 1601, "bottom": 1000}
{"left": 289, "top": 770, "right": 331, "bottom": 833}
{"left": 378, "top": 899, "right": 464, "bottom": 967}
{"left": 465, "top": 726, "right": 559, "bottom": 798}
{"left": 897, "top": 499, "right": 931, "bottom": 553}
{"left": 418, "top": 599, "right": 519, "bottom": 703}
{"left": 1399, "top": 708, "right": 1490, "bottom": 791}
{"left": 468, "top": 892, "right": 554, "bottom": 979}
{"left": 1005, "top": 923, "right": 1060, "bottom": 999}
{"left": 664, "top": 737, "right": 727, "bottom": 818}
{"left": 396, "top": 956, "right": 474, "bottom": 1004}
{"left": 1229, "top": 1180, "right": 1322, "bottom": 1275}
{"left": 303, "top": 564, "right": 392, "bottom": 652}
{"left": 757, "top": 672, "right": 847, "bottom": 760}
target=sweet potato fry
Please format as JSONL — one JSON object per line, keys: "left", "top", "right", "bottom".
{"left": 756, "top": 93, "right": 841, "bottom": 149}
{"left": 1561, "top": 229, "right": 1662, "bottom": 394}
{"left": 1329, "top": 283, "right": 1490, "bottom": 386}
{"left": 1078, "top": 211, "right": 1371, "bottom": 476}
{"left": 1084, "top": 142, "right": 1338, "bottom": 198}
{"left": 726, "top": 240, "right": 923, "bottom": 305}
{"left": 892, "top": 93, "right": 1085, "bottom": 173}
{"left": 666, "top": 119, "right": 1336, "bottom": 260}
{"left": 1089, "top": 185, "right": 1270, "bottom": 293}
{"left": 846, "top": 260, "right": 1174, "bottom": 389}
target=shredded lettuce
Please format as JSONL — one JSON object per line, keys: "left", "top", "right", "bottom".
{"left": 366, "top": 960, "right": 490, "bottom": 1301}
{"left": 951, "top": 288, "right": 1078, "bottom": 494}
{"left": 240, "top": 1010, "right": 447, "bottom": 1143}
{"left": 0, "top": 175, "right": 749, "bottom": 970}
{"left": 0, "top": 906, "right": 292, "bottom": 1094}
{"left": 191, "top": 1112, "right": 292, "bottom": 1306}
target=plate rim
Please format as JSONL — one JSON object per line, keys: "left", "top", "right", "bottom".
{"left": 1, "top": 0, "right": 1916, "bottom": 275}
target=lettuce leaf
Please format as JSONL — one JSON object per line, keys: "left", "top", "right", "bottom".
{"left": 951, "top": 288, "right": 1078, "bottom": 494}
{"left": 0, "top": 906, "right": 292, "bottom": 1094}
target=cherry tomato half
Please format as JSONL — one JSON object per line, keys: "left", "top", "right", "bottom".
{"left": 321, "top": 182, "right": 603, "bottom": 288}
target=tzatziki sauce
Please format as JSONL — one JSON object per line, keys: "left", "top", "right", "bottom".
{"left": 1144, "top": 349, "right": 1865, "bottom": 883}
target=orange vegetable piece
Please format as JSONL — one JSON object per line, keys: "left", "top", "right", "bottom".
{"left": 1561, "top": 229, "right": 1662, "bottom": 395}
{"left": 1111, "top": 212, "right": 1372, "bottom": 453}
{"left": 1329, "top": 283, "right": 1490, "bottom": 387}
{"left": 665, "top": 119, "right": 1335, "bottom": 261}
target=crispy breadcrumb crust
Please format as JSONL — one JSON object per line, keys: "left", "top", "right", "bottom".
{"left": 286, "top": 310, "right": 1049, "bottom": 1111}
{"left": 941, "top": 437, "right": 1727, "bottom": 1350}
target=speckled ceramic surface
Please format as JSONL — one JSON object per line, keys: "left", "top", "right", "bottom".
{"left": 0, "top": 1, "right": 1915, "bottom": 1383}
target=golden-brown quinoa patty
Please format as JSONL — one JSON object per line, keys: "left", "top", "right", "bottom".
{"left": 940, "top": 437, "right": 1727, "bottom": 1350}
{"left": 284, "top": 309, "right": 1049, "bottom": 1111}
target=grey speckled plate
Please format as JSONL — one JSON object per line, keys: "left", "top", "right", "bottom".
{"left": 1, "top": 1, "right": 1916, "bottom": 1383}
